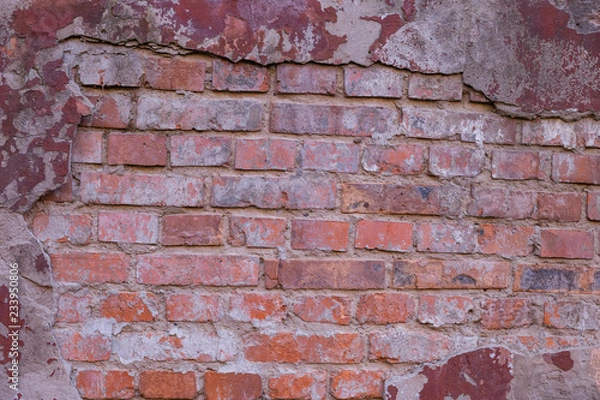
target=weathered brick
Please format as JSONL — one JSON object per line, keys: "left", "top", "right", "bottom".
{"left": 98, "top": 212, "right": 159, "bottom": 244}
{"left": 476, "top": 224, "right": 533, "bottom": 257}
{"left": 491, "top": 150, "right": 547, "bottom": 180}
{"left": 235, "top": 138, "right": 295, "bottom": 170}
{"left": 264, "top": 259, "right": 279, "bottom": 289}
{"left": 144, "top": 55, "right": 205, "bottom": 91}
{"left": 137, "top": 254, "right": 259, "bottom": 286}
{"left": 362, "top": 144, "right": 425, "bottom": 175}
{"left": 277, "top": 64, "right": 336, "bottom": 95}
{"left": 291, "top": 219, "right": 350, "bottom": 251}
{"left": 369, "top": 330, "right": 451, "bottom": 363}
{"left": 418, "top": 295, "right": 474, "bottom": 327}
{"left": 534, "top": 192, "right": 582, "bottom": 222}
{"left": 51, "top": 252, "right": 129, "bottom": 283}
{"left": 57, "top": 293, "right": 93, "bottom": 323}
{"left": 139, "top": 371, "right": 197, "bottom": 400}
{"left": 42, "top": 174, "right": 73, "bottom": 203}
{"left": 166, "top": 293, "right": 223, "bottom": 322}
{"left": 393, "top": 260, "right": 510, "bottom": 289}
{"left": 213, "top": 59, "right": 268, "bottom": 92}
{"left": 416, "top": 222, "right": 477, "bottom": 253}
{"left": 344, "top": 65, "right": 404, "bottom": 98}
{"left": 588, "top": 192, "right": 600, "bottom": 220}
{"left": 170, "top": 135, "right": 231, "bottom": 166}
{"left": 469, "top": 90, "right": 490, "bottom": 103}
{"left": 522, "top": 119, "right": 581, "bottom": 148}
{"left": 481, "top": 298, "right": 533, "bottom": 329}
{"left": 271, "top": 103, "right": 398, "bottom": 137}
{"left": 355, "top": 220, "right": 413, "bottom": 252}
{"left": 301, "top": 140, "right": 360, "bottom": 173}
{"left": 81, "top": 93, "right": 132, "bottom": 129}
{"left": 408, "top": 73, "right": 463, "bottom": 101}
{"left": 279, "top": 260, "right": 385, "bottom": 290}
{"left": 269, "top": 371, "right": 327, "bottom": 400}
{"left": 429, "top": 146, "right": 485, "bottom": 178}
{"left": 467, "top": 187, "right": 535, "bottom": 219}
{"left": 330, "top": 370, "right": 385, "bottom": 400}
{"left": 293, "top": 295, "right": 352, "bottom": 325}
{"left": 107, "top": 133, "right": 167, "bottom": 166}
{"left": 245, "top": 332, "right": 363, "bottom": 363}
{"left": 80, "top": 172, "right": 203, "bottom": 207}
{"left": 544, "top": 301, "right": 600, "bottom": 330}
{"left": 33, "top": 213, "right": 93, "bottom": 245}
{"left": 402, "top": 107, "right": 517, "bottom": 144}
{"left": 72, "top": 130, "right": 102, "bottom": 163}
{"left": 341, "top": 183, "right": 461, "bottom": 216}
{"left": 76, "top": 370, "right": 135, "bottom": 400}
{"left": 136, "top": 93, "right": 262, "bottom": 131}
{"left": 229, "top": 292, "right": 286, "bottom": 322}
{"left": 356, "top": 293, "right": 415, "bottom": 324}
{"left": 79, "top": 53, "right": 142, "bottom": 87}
{"left": 162, "top": 214, "right": 223, "bottom": 246}
{"left": 212, "top": 175, "right": 336, "bottom": 209}
{"left": 229, "top": 216, "right": 286, "bottom": 248}
{"left": 59, "top": 332, "right": 111, "bottom": 361}
{"left": 553, "top": 153, "right": 600, "bottom": 184}
{"left": 205, "top": 372, "right": 262, "bottom": 400}
{"left": 100, "top": 292, "right": 157, "bottom": 322}
{"left": 540, "top": 229, "right": 594, "bottom": 259}
{"left": 514, "top": 264, "right": 585, "bottom": 292}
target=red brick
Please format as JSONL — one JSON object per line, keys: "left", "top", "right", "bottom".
{"left": 136, "top": 93, "right": 262, "bottom": 131}
{"left": 429, "top": 146, "right": 485, "bottom": 178}
{"left": 544, "top": 301, "right": 599, "bottom": 330}
{"left": 292, "top": 219, "right": 350, "bottom": 251}
{"left": 51, "top": 252, "right": 129, "bottom": 283}
{"left": 344, "top": 65, "right": 404, "bottom": 98}
{"left": 171, "top": 135, "right": 231, "bottom": 166}
{"left": 588, "top": 192, "right": 600, "bottom": 220}
{"left": 81, "top": 93, "right": 132, "bottom": 129}
{"left": 139, "top": 371, "right": 197, "bottom": 399}
{"left": 362, "top": 144, "right": 425, "bottom": 175}
{"left": 522, "top": 119, "right": 581, "bottom": 148}
{"left": 418, "top": 295, "right": 474, "bottom": 327}
{"left": 144, "top": 55, "right": 205, "bottom": 91}
{"left": 553, "top": 153, "right": 600, "bottom": 184}
{"left": 76, "top": 370, "right": 135, "bottom": 399}
{"left": 57, "top": 293, "right": 93, "bottom": 323}
{"left": 341, "top": 183, "right": 461, "bottom": 216}
{"left": 540, "top": 229, "right": 594, "bottom": 259}
{"left": 467, "top": 187, "right": 534, "bottom": 219}
{"left": 264, "top": 259, "right": 279, "bottom": 289}
{"left": 293, "top": 295, "right": 352, "bottom": 325}
{"left": 245, "top": 332, "right": 363, "bottom": 363}
{"left": 72, "top": 130, "right": 102, "bottom": 163}
{"left": 355, "top": 220, "right": 413, "bottom": 252}
{"left": 402, "top": 107, "right": 517, "bottom": 144}
{"left": 137, "top": 254, "right": 259, "bottom": 286}
{"left": 301, "top": 140, "right": 360, "bottom": 173}
{"left": 235, "top": 138, "right": 295, "bottom": 170}
{"left": 229, "top": 216, "right": 286, "bottom": 248}
{"left": 204, "top": 372, "right": 262, "bottom": 400}
{"left": 416, "top": 222, "right": 477, "bottom": 253}
{"left": 270, "top": 103, "right": 398, "bottom": 137}
{"left": 162, "top": 214, "right": 223, "bottom": 246}
{"left": 98, "top": 212, "right": 159, "bottom": 244}
{"left": 100, "top": 292, "right": 157, "bottom": 322}
{"left": 476, "top": 224, "right": 533, "bottom": 257}
{"left": 491, "top": 150, "right": 547, "bottom": 180}
{"left": 408, "top": 73, "right": 463, "bottom": 101}
{"left": 269, "top": 371, "right": 327, "bottom": 400}
{"left": 107, "top": 133, "right": 167, "bottom": 166}
{"left": 514, "top": 264, "right": 586, "bottom": 292}
{"left": 393, "top": 260, "right": 510, "bottom": 289}
{"left": 534, "top": 192, "right": 582, "bottom": 222}
{"left": 279, "top": 260, "right": 385, "bottom": 289}
{"left": 369, "top": 331, "right": 451, "bottom": 363}
{"left": 356, "top": 293, "right": 414, "bottom": 324}
{"left": 330, "top": 370, "right": 384, "bottom": 400}
{"left": 481, "top": 298, "right": 533, "bottom": 329}
{"left": 33, "top": 213, "right": 93, "bottom": 245}
{"left": 166, "top": 293, "right": 223, "bottom": 322}
{"left": 80, "top": 172, "right": 203, "bottom": 207}
{"left": 212, "top": 175, "right": 336, "bottom": 209}
{"left": 79, "top": 53, "right": 142, "bottom": 87}
{"left": 212, "top": 59, "right": 268, "bottom": 92}
{"left": 229, "top": 292, "right": 286, "bottom": 322}
{"left": 277, "top": 64, "right": 336, "bottom": 95}
{"left": 59, "top": 332, "right": 111, "bottom": 361}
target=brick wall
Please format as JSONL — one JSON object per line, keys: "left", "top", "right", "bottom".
{"left": 30, "top": 42, "right": 600, "bottom": 399}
